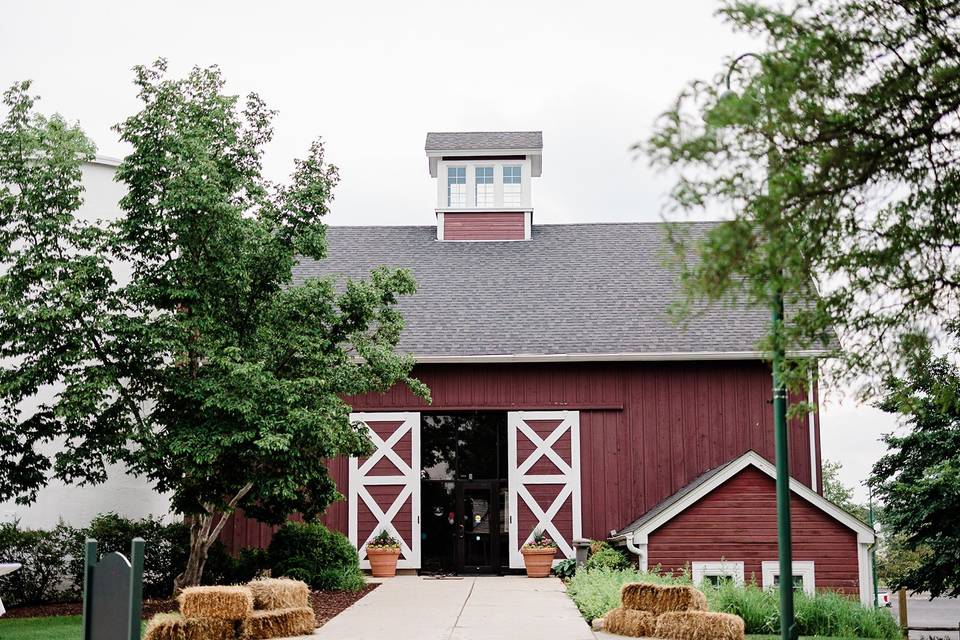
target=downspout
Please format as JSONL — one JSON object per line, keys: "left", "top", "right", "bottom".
{"left": 617, "top": 531, "right": 647, "bottom": 571}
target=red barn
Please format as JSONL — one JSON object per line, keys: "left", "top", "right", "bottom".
{"left": 222, "top": 131, "right": 874, "bottom": 603}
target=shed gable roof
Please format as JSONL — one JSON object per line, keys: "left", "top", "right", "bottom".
{"left": 612, "top": 450, "right": 875, "bottom": 544}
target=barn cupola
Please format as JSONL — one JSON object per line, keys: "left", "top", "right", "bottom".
{"left": 425, "top": 131, "right": 542, "bottom": 241}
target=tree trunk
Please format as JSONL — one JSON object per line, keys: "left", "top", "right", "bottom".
{"left": 172, "top": 483, "right": 254, "bottom": 594}
{"left": 173, "top": 514, "right": 213, "bottom": 594}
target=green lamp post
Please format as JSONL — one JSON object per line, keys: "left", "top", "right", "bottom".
{"left": 723, "top": 52, "right": 798, "bottom": 640}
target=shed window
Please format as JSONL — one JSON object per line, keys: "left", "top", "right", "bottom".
{"left": 448, "top": 166, "right": 466, "bottom": 207}
{"left": 761, "top": 561, "right": 815, "bottom": 595}
{"left": 475, "top": 166, "right": 494, "bottom": 207}
{"left": 691, "top": 561, "right": 745, "bottom": 587}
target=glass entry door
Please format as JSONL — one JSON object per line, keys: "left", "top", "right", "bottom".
{"left": 457, "top": 481, "right": 505, "bottom": 573}
{"left": 420, "top": 412, "right": 508, "bottom": 575}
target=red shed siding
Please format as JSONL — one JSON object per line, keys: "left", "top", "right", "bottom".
{"left": 443, "top": 212, "right": 525, "bottom": 240}
{"left": 222, "top": 361, "right": 820, "bottom": 553}
{"left": 648, "top": 467, "right": 859, "bottom": 594}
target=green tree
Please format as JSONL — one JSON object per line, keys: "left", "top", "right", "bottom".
{"left": 875, "top": 534, "right": 928, "bottom": 588}
{"left": 821, "top": 459, "right": 869, "bottom": 523}
{"left": 871, "top": 346, "right": 960, "bottom": 597}
{"left": 645, "top": 0, "right": 960, "bottom": 396}
{"left": 0, "top": 61, "right": 427, "bottom": 591}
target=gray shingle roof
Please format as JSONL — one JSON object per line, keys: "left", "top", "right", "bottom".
{"left": 425, "top": 131, "right": 543, "bottom": 151}
{"left": 292, "top": 222, "right": 799, "bottom": 359}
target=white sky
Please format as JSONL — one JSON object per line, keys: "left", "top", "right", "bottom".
{"left": 1, "top": 0, "right": 898, "bottom": 502}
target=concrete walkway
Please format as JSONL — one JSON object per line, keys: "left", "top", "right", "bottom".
{"left": 303, "top": 576, "right": 596, "bottom": 640}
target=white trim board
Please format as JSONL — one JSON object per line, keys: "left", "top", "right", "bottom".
{"left": 692, "top": 561, "right": 745, "bottom": 586}
{"left": 761, "top": 560, "right": 816, "bottom": 595}
{"left": 412, "top": 349, "right": 830, "bottom": 364}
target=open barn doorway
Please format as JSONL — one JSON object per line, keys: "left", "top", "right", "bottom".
{"left": 420, "top": 412, "right": 508, "bottom": 575}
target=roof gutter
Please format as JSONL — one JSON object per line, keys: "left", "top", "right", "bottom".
{"left": 413, "top": 349, "right": 830, "bottom": 364}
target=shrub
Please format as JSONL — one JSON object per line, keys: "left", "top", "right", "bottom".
{"left": 268, "top": 520, "right": 364, "bottom": 591}
{"left": 553, "top": 558, "right": 577, "bottom": 579}
{"left": 0, "top": 520, "right": 76, "bottom": 606}
{"left": 67, "top": 512, "right": 191, "bottom": 599}
{"left": 585, "top": 545, "right": 631, "bottom": 571}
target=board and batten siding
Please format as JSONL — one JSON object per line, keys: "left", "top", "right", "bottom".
{"left": 647, "top": 466, "right": 860, "bottom": 594}
{"left": 221, "top": 360, "right": 821, "bottom": 554}
{"left": 443, "top": 212, "right": 525, "bottom": 240}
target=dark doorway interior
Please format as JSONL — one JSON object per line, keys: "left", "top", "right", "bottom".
{"left": 420, "top": 412, "right": 508, "bottom": 575}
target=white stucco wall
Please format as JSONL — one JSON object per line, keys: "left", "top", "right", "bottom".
{"left": 0, "top": 159, "right": 174, "bottom": 529}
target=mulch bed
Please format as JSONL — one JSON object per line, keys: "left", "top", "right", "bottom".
{"left": 310, "top": 583, "right": 379, "bottom": 626}
{"left": 2, "top": 598, "right": 177, "bottom": 619}
{"left": 4, "top": 583, "right": 379, "bottom": 629}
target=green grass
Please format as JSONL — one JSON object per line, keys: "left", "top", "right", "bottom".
{"left": 0, "top": 615, "right": 81, "bottom": 640}
{"left": 0, "top": 616, "right": 146, "bottom": 640}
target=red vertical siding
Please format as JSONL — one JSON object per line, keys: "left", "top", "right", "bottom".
{"left": 222, "top": 361, "right": 821, "bottom": 554}
{"left": 647, "top": 467, "right": 859, "bottom": 594}
{"left": 443, "top": 212, "right": 525, "bottom": 240}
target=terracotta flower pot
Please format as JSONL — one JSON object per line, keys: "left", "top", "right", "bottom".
{"left": 521, "top": 546, "right": 557, "bottom": 578}
{"left": 366, "top": 546, "right": 401, "bottom": 577}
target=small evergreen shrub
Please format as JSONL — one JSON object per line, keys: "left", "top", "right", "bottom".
{"left": 585, "top": 545, "right": 631, "bottom": 571}
{"left": 268, "top": 520, "right": 364, "bottom": 591}
{"left": 0, "top": 520, "right": 76, "bottom": 606}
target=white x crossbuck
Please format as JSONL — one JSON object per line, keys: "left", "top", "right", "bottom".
{"left": 348, "top": 412, "right": 421, "bottom": 569}
{"left": 507, "top": 411, "right": 582, "bottom": 568}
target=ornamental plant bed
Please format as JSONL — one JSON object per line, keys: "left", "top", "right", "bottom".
{"left": 366, "top": 530, "right": 402, "bottom": 578}
{"left": 521, "top": 530, "right": 558, "bottom": 578}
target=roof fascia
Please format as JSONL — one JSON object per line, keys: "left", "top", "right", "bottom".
{"left": 413, "top": 350, "right": 829, "bottom": 364}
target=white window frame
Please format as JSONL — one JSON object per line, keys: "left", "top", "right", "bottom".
{"left": 762, "top": 560, "right": 815, "bottom": 595}
{"left": 447, "top": 166, "right": 466, "bottom": 208}
{"left": 475, "top": 166, "right": 494, "bottom": 207}
{"left": 692, "top": 561, "right": 745, "bottom": 587}
{"left": 503, "top": 164, "right": 522, "bottom": 207}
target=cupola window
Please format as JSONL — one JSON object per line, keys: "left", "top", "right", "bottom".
{"left": 448, "top": 166, "right": 466, "bottom": 207}
{"left": 503, "top": 165, "right": 522, "bottom": 206}
{"left": 475, "top": 166, "right": 494, "bottom": 207}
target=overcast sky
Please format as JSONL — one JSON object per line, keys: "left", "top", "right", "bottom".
{"left": 1, "top": 0, "right": 900, "bottom": 502}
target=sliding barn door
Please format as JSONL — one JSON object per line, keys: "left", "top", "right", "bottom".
{"left": 348, "top": 412, "right": 421, "bottom": 569}
{"left": 507, "top": 411, "right": 582, "bottom": 568}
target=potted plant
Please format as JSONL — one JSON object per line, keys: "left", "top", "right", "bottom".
{"left": 366, "top": 530, "right": 402, "bottom": 577}
{"left": 521, "top": 529, "right": 558, "bottom": 578}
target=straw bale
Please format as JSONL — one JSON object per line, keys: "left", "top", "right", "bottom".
{"left": 238, "top": 606, "right": 316, "bottom": 639}
{"left": 143, "top": 612, "right": 235, "bottom": 640}
{"left": 653, "top": 610, "right": 745, "bottom": 640}
{"left": 178, "top": 585, "right": 254, "bottom": 621}
{"left": 247, "top": 577, "right": 310, "bottom": 610}
{"left": 621, "top": 583, "right": 708, "bottom": 614}
{"left": 604, "top": 606, "right": 658, "bottom": 637}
